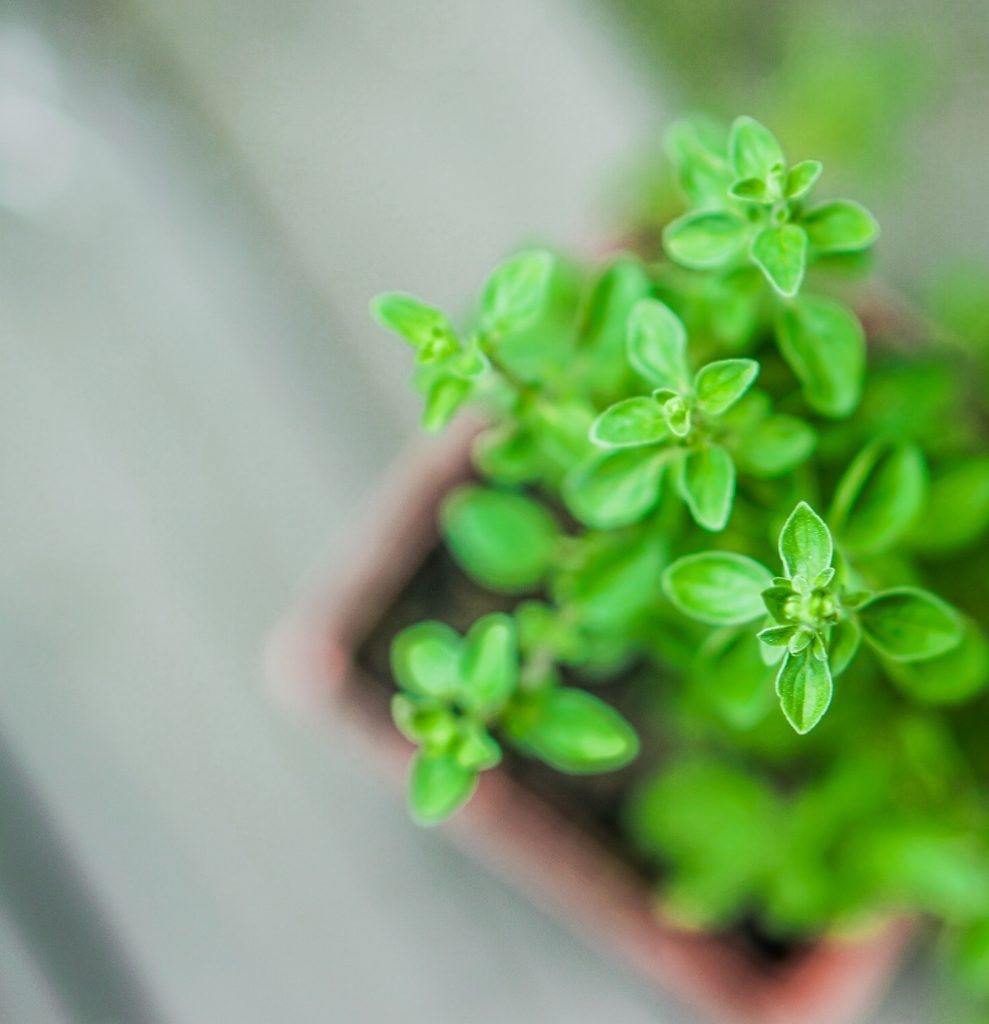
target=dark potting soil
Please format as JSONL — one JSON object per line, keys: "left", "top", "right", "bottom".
{"left": 354, "top": 544, "right": 805, "bottom": 969}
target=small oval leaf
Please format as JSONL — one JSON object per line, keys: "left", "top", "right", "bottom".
{"left": 785, "top": 160, "right": 823, "bottom": 200}
{"left": 776, "top": 295, "right": 865, "bottom": 417}
{"left": 732, "top": 415, "right": 816, "bottom": 478}
{"left": 391, "top": 622, "right": 462, "bottom": 700}
{"left": 779, "top": 501, "right": 833, "bottom": 582}
{"left": 663, "top": 552, "right": 773, "bottom": 625}
{"left": 775, "top": 651, "right": 833, "bottom": 734}
{"left": 371, "top": 293, "right": 458, "bottom": 359}
{"left": 627, "top": 298, "right": 691, "bottom": 390}
{"left": 729, "top": 115, "right": 785, "bottom": 181}
{"left": 695, "top": 358, "right": 760, "bottom": 416}
{"left": 751, "top": 224, "right": 808, "bottom": 298}
{"left": 663, "top": 211, "right": 748, "bottom": 270}
{"left": 511, "top": 689, "right": 639, "bottom": 773}
{"left": 803, "top": 200, "right": 879, "bottom": 253}
{"left": 563, "top": 448, "right": 667, "bottom": 529}
{"left": 442, "top": 486, "right": 560, "bottom": 592}
{"left": 458, "top": 613, "right": 519, "bottom": 712}
{"left": 677, "top": 445, "right": 736, "bottom": 532}
{"left": 408, "top": 752, "right": 477, "bottom": 826}
{"left": 884, "top": 620, "right": 989, "bottom": 705}
{"left": 830, "top": 442, "right": 928, "bottom": 556}
{"left": 590, "top": 396, "right": 667, "bottom": 448}
{"left": 478, "top": 249, "right": 555, "bottom": 337}
{"left": 859, "top": 588, "right": 963, "bottom": 662}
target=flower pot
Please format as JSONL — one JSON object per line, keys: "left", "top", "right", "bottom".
{"left": 266, "top": 416, "right": 915, "bottom": 1024}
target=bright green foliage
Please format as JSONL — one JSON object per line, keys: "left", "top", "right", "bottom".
{"left": 371, "top": 111, "right": 989, "bottom": 995}
{"left": 390, "top": 611, "right": 636, "bottom": 824}
{"left": 585, "top": 297, "right": 774, "bottom": 531}
{"left": 625, "top": 756, "right": 781, "bottom": 926}
{"left": 562, "top": 447, "right": 669, "bottom": 529}
{"left": 751, "top": 224, "right": 807, "bottom": 298}
{"left": 666, "top": 500, "right": 963, "bottom": 734}
{"left": 662, "top": 552, "right": 772, "bottom": 625}
{"left": 829, "top": 440, "right": 927, "bottom": 555}
{"left": 506, "top": 688, "right": 640, "bottom": 773}
{"left": 776, "top": 295, "right": 865, "bottom": 417}
{"left": 664, "top": 115, "right": 875, "bottom": 415}
{"left": 441, "top": 485, "right": 561, "bottom": 592}
{"left": 477, "top": 249, "right": 556, "bottom": 338}
{"left": 858, "top": 589, "right": 962, "bottom": 663}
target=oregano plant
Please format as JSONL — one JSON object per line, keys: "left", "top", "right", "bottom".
{"left": 371, "top": 114, "right": 989, "bottom": 1005}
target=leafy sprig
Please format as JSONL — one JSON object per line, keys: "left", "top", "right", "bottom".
{"left": 665, "top": 115, "right": 875, "bottom": 417}
{"left": 665, "top": 116, "right": 879, "bottom": 296}
{"left": 664, "top": 501, "right": 963, "bottom": 733}
{"left": 579, "top": 297, "right": 814, "bottom": 531}
{"left": 373, "top": 250, "right": 557, "bottom": 432}
{"left": 391, "top": 612, "right": 638, "bottom": 825}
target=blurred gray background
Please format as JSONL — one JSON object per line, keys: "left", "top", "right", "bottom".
{"left": 2, "top": 1, "right": 986, "bottom": 1021}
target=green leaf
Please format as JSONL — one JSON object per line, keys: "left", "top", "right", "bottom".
{"left": 441, "top": 486, "right": 560, "bottom": 592}
{"left": 858, "top": 587, "right": 963, "bottom": 662}
{"left": 391, "top": 695, "right": 458, "bottom": 750}
{"left": 663, "top": 211, "right": 748, "bottom": 270}
{"left": 732, "top": 414, "right": 816, "bottom": 478}
{"left": 830, "top": 442, "right": 928, "bottom": 556}
{"left": 471, "top": 424, "right": 542, "bottom": 485}
{"left": 422, "top": 375, "right": 471, "bottom": 433}
{"left": 785, "top": 160, "right": 823, "bottom": 200}
{"left": 445, "top": 337, "right": 490, "bottom": 379}
{"left": 829, "top": 618, "right": 861, "bottom": 677}
{"left": 885, "top": 620, "right": 989, "bottom": 705}
{"left": 909, "top": 458, "right": 989, "bottom": 555}
{"left": 579, "top": 257, "right": 653, "bottom": 396}
{"left": 553, "top": 533, "right": 666, "bottom": 630}
{"left": 528, "top": 400, "right": 596, "bottom": 472}
{"left": 761, "top": 585, "right": 794, "bottom": 625}
{"left": 779, "top": 501, "right": 833, "bottom": 582}
{"left": 478, "top": 249, "right": 555, "bottom": 337}
{"left": 677, "top": 445, "right": 736, "bottom": 532}
{"left": 776, "top": 294, "right": 865, "bottom": 417}
{"left": 665, "top": 117, "right": 734, "bottom": 207}
{"left": 458, "top": 613, "right": 519, "bottom": 712}
{"left": 803, "top": 200, "right": 879, "bottom": 253}
{"left": 590, "top": 396, "right": 667, "bottom": 448}
{"left": 663, "top": 552, "right": 773, "bottom": 625}
{"left": 695, "top": 631, "right": 775, "bottom": 728}
{"left": 851, "top": 821, "right": 989, "bottom": 922}
{"left": 758, "top": 625, "right": 797, "bottom": 647}
{"left": 659, "top": 392, "right": 691, "bottom": 437}
{"left": 391, "top": 622, "right": 462, "bottom": 700}
{"left": 705, "top": 269, "right": 762, "bottom": 349}
{"left": 510, "top": 689, "right": 639, "bottom": 773}
{"left": 775, "top": 650, "right": 833, "bottom": 734}
{"left": 454, "top": 724, "right": 502, "bottom": 771}
{"left": 729, "top": 115, "right": 785, "bottom": 181}
{"left": 729, "top": 177, "right": 771, "bottom": 204}
{"left": 751, "top": 224, "right": 808, "bottom": 298}
{"left": 626, "top": 298, "right": 691, "bottom": 390}
{"left": 371, "top": 293, "right": 458, "bottom": 362}
{"left": 408, "top": 751, "right": 477, "bottom": 826}
{"left": 694, "top": 358, "right": 760, "bottom": 415}
{"left": 625, "top": 756, "right": 779, "bottom": 925}
{"left": 563, "top": 447, "right": 667, "bottom": 530}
